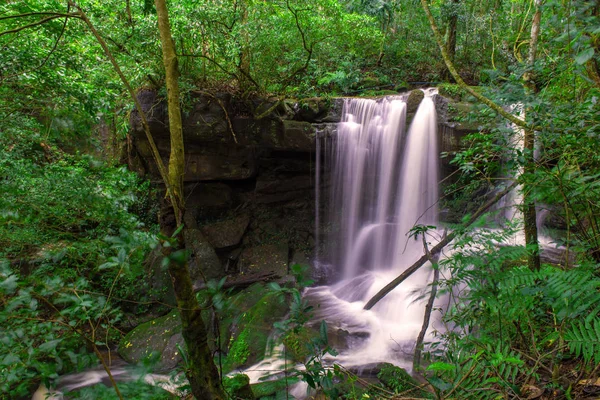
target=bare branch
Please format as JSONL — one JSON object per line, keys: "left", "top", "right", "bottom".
{"left": 0, "top": 13, "right": 80, "bottom": 37}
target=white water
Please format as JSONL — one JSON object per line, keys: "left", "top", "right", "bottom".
{"left": 308, "top": 91, "right": 441, "bottom": 368}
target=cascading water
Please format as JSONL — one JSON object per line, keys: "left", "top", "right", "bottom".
{"left": 307, "top": 90, "right": 441, "bottom": 368}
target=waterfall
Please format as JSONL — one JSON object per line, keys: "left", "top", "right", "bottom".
{"left": 316, "top": 93, "right": 439, "bottom": 279}
{"left": 309, "top": 91, "right": 441, "bottom": 368}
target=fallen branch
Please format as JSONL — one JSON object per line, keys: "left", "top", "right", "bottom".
{"left": 364, "top": 181, "right": 517, "bottom": 310}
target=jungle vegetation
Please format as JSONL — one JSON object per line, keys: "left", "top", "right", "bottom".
{"left": 1, "top": 0, "right": 600, "bottom": 399}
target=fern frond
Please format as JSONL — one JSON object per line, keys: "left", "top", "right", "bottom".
{"left": 566, "top": 318, "right": 600, "bottom": 364}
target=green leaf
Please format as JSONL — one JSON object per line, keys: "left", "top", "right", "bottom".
{"left": 169, "top": 249, "right": 189, "bottom": 264}
{"left": 575, "top": 48, "right": 595, "bottom": 65}
{"left": 0, "top": 274, "right": 18, "bottom": 294}
{"left": 428, "top": 376, "right": 453, "bottom": 391}
{"left": 319, "top": 320, "right": 328, "bottom": 345}
{"left": 426, "top": 362, "right": 455, "bottom": 372}
{"left": 39, "top": 339, "right": 63, "bottom": 352}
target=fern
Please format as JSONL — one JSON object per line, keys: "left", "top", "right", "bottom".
{"left": 544, "top": 268, "right": 600, "bottom": 322}
{"left": 565, "top": 319, "right": 600, "bottom": 364}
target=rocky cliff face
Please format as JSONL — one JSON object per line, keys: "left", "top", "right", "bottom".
{"left": 128, "top": 90, "right": 465, "bottom": 286}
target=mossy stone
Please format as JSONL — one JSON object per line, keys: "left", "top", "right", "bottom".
{"left": 118, "top": 311, "right": 183, "bottom": 372}
{"left": 251, "top": 377, "right": 299, "bottom": 398}
{"left": 406, "top": 90, "right": 425, "bottom": 114}
{"left": 224, "top": 374, "right": 255, "bottom": 399}
{"left": 220, "top": 284, "right": 290, "bottom": 373}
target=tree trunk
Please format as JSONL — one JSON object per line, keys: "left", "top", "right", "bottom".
{"left": 446, "top": 0, "right": 459, "bottom": 62}
{"left": 523, "top": 0, "right": 542, "bottom": 271}
{"left": 154, "top": 1, "right": 226, "bottom": 399}
{"left": 442, "top": 0, "right": 459, "bottom": 80}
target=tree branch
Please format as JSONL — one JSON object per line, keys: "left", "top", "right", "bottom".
{"left": 364, "top": 181, "right": 517, "bottom": 310}
{"left": 419, "top": 0, "right": 532, "bottom": 130}
{"left": 0, "top": 13, "right": 80, "bottom": 37}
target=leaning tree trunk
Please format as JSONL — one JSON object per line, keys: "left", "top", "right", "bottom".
{"left": 154, "top": 0, "right": 226, "bottom": 399}
{"left": 420, "top": 0, "right": 540, "bottom": 270}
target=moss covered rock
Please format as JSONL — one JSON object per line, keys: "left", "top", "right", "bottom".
{"left": 118, "top": 311, "right": 183, "bottom": 372}
{"left": 406, "top": 89, "right": 425, "bottom": 114}
{"left": 224, "top": 374, "right": 255, "bottom": 399}
{"left": 251, "top": 377, "right": 299, "bottom": 399}
{"left": 220, "top": 284, "right": 290, "bottom": 373}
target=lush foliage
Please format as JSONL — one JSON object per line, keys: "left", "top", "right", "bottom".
{"left": 1, "top": 0, "right": 600, "bottom": 398}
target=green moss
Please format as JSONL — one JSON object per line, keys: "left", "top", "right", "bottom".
{"left": 282, "top": 327, "right": 315, "bottom": 362}
{"left": 377, "top": 363, "right": 430, "bottom": 398}
{"left": 251, "top": 377, "right": 299, "bottom": 398}
{"left": 224, "top": 374, "right": 255, "bottom": 399}
{"left": 228, "top": 330, "right": 251, "bottom": 365}
{"left": 219, "top": 285, "right": 290, "bottom": 373}
{"left": 118, "top": 311, "right": 181, "bottom": 365}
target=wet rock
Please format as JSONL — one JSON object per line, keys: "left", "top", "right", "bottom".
{"left": 201, "top": 214, "right": 250, "bottom": 250}
{"left": 289, "top": 249, "right": 309, "bottom": 269}
{"left": 221, "top": 284, "right": 289, "bottom": 372}
{"left": 118, "top": 311, "right": 183, "bottom": 372}
{"left": 185, "top": 228, "right": 222, "bottom": 281}
{"left": 406, "top": 90, "right": 425, "bottom": 114}
{"left": 251, "top": 377, "right": 300, "bottom": 399}
{"left": 239, "top": 244, "right": 289, "bottom": 276}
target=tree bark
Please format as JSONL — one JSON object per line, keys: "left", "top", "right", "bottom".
{"left": 523, "top": 0, "right": 543, "bottom": 271}
{"left": 446, "top": 0, "right": 459, "bottom": 63}
{"left": 154, "top": 1, "right": 226, "bottom": 399}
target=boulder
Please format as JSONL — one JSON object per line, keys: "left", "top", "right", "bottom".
{"left": 224, "top": 374, "right": 255, "bottom": 399}
{"left": 221, "top": 284, "right": 290, "bottom": 372}
{"left": 201, "top": 214, "right": 250, "bottom": 250}
{"left": 293, "top": 97, "right": 343, "bottom": 123}
{"left": 185, "top": 228, "right": 223, "bottom": 281}
{"left": 119, "top": 311, "right": 183, "bottom": 372}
